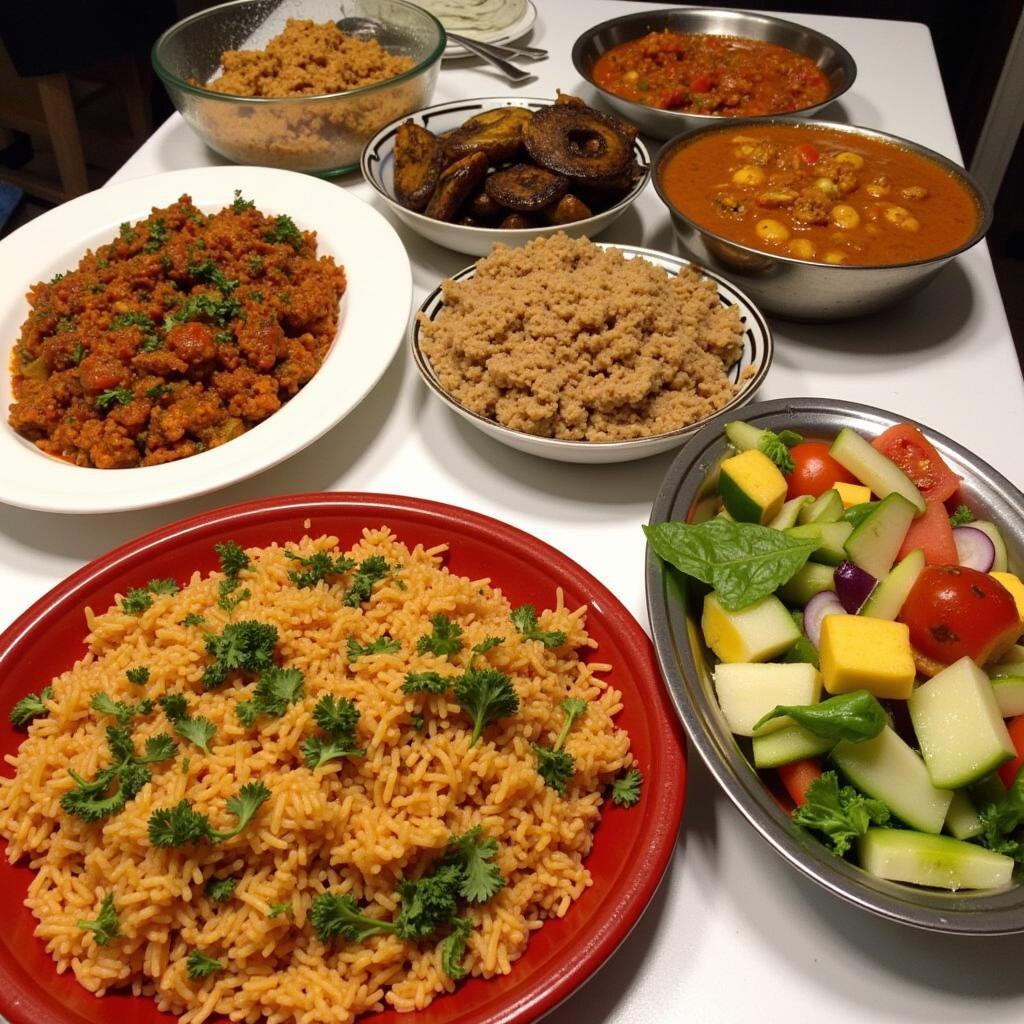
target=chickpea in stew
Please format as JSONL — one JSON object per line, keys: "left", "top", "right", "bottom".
{"left": 8, "top": 193, "right": 345, "bottom": 468}
{"left": 658, "top": 125, "right": 981, "bottom": 266}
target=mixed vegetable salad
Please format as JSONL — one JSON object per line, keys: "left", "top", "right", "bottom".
{"left": 646, "top": 419, "right": 1024, "bottom": 892}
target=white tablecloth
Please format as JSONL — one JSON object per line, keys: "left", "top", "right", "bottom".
{"left": 2, "top": 3, "right": 1023, "bottom": 1022}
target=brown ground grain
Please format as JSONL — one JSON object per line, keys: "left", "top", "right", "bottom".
{"left": 417, "top": 233, "right": 746, "bottom": 441}
{"left": 0, "top": 529, "right": 633, "bottom": 1024}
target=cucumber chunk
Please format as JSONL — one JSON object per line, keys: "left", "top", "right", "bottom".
{"left": 714, "top": 662, "right": 822, "bottom": 737}
{"left": 798, "top": 488, "right": 844, "bottom": 525}
{"left": 991, "top": 676, "right": 1024, "bottom": 717}
{"left": 769, "top": 496, "right": 812, "bottom": 530}
{"left": 829, "top": 428, "right": 926, "bottom": 514}
{"left": 752, "top": 722, "right": 835, "bottom": 768}
{"left": 832, "top": 726, "right": 953, "bottom": 833}
{"left": 908, "top": 656, "right": 1016, "bottom": 789}
{"left": 701, "top": 592, "right": 801, "bottom": 664}
{"left": 971, "top": 521, "right": 1009, "bottom": 573}
{"left": 859, "top": 548, "right": 926, "bottom": 620}
{"left": 944, "top": 790, "right": 983, "bottom": 840}
{"left": 858, "top": 828, "right": 1014, "bottom": 891}
{"left": 785, "top": 521, "right": 854, "bottom": 567}
{"left": 724, "top": 420, "right": 770, "bottom": 453}
{"left": 778, "top": 562, "right": 836, "bottom": 607}
{"left": 843, "top": 492, "right": 917, "bottom": 579}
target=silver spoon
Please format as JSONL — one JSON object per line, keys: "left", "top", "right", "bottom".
{"left": 336, "top": 15, "right": 536, "bottom": 84}
{"left": 447, "top": 31, "right": 547, "bottom": 61}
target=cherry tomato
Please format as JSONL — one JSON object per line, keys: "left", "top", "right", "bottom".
{"left": 871, "top": 423, "right": 960, "bottom": 503}
{"left": 796, "top": 143, "right": 819, "bottom": 164}
{"left": 785, "top": 441, "right": 858, "bottom": 499}
{"left": 690, "top": 73, "right": 714, "bottom": 93}
{"left": 899, "top": 565, "right": 1020, "bottom": 666}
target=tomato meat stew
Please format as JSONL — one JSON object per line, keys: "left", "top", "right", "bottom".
{"left": 8, "top": 194, "right": 346, "bottom": 469}
{"left": 592, "top": 31, "right": 830, "bottom": 116}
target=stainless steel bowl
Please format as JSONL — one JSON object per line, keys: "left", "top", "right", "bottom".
{"left": 571, "top": 7, "right": 856, "bottom": 140}
{"left": 652, "top": 118, "right": 994, "bottom": 320}
{"left": 646, "top": 397, "right": 1024, "bottom": 934}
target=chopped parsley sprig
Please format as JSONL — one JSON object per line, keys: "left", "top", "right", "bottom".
{"left": 533, "top": 698, "right": 587, "bottom": 794}
{"left": 77, "top": 893, "right": 120, "bottom": 946}
{"left": 416, "top": 614, "right": 464, "bottom": 657}
{"left": 175, "top": 715, "right": 217, "bottom": 754}
{"left": 202, "top": 620, "right": 278, "bottom": 689}
{"left": 347, "top": 635, "right": 401, "bottom": 662}
{"left": 147, "top": 781, "right": 271, "bottom": 847}
{"left": 610, "top": 768, "right": 643, "bottom": 808}
{"left": 10, "top": 686, "right": 54, "bottom": 728}
{"left": 285, "top": 548, "right": 355, "bottom": 589}
{"left": 455, "top": 666, "right": 518, "bottom": 747}
{"left": 301, "top": 695, "right": 364, "bottom": 770}
{"left": 237, "top": 667, "right": 304, "bottom": 726}
{"left": 119, "top": 577, "right": 181, "bottom": 615}
{"left": 402, "top": 671, "right": 451, "bottom": 695}
{"left": 510, "top": 605, "right": 566, "bottom": 649}
{"left": 186, "top": 948, "right": 224, "bottom": 980}
{"left": 343, "top": 556, "right": 393, "bottom": 607}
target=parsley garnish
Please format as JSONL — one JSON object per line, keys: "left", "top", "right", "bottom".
{"left": 175, "top": 715, "right": 216, "bottom": 754}
{"left": 792, "top": 771, "right": 891, "bottom": 855}
{"left": 301, "top": 695, "right": 364, "bottom": 770}
{"left": 268, "top": 901, "right": 291, "bottom": 918}
{"left": 119, "top": 222, "right": 137, "bottom": 243}
{"left": 148, "top": 578, "right": 179, "bottom": 596}
{"left": 147, "top": 383, "right": 172, "bottom": 400}
{"left": 120, "top": 587, "right": 152, "bottom": 614}
{"left": 416, "top": 614, "right": 464, "bottom": 657}
{"left": 346, "top": 635, "right": 401, "bottom": 662}
{"left": 56, "top": 316, "right": 75, "bottom": 333}
{"left": 202, "top": 620, "right": 278, "bottom": 689}
{"left": 49, "top": 271, "right": 67, "bottom": 284}
{"left": 232, "top": 189, "right": 255, "bottom": 213}
{"left": 159, "top": 693, "right": 188, "bottom": 722}
{"left": 77, "top": 893, "right": 120, "bottom": 946}
{"left": 143, "top": 218, "right": 169, "bottom": 253}
{"left": 285, "top": 548, "right": 355, "bottom": 589}
{"left": 180, "top": 612, "right": 205, "bottom": 627}
{"left": 343, "top": 556, "right": 392, "bottom": 607}
{"left": 610, "top": 768, "right": 643, "bottom": 808}
{"left": 126, "top": 666, "right": 150, "bottom": 685}
{"left": 70, "top": 342, "right": 86, "bottom": 365}
{"left": 90, "top": 692, "right": 152, "bottom": 726}
{"left": 445, "top": 826, "right": 505, "bottom": 903}
{"left": 148, "top": 781, "right": 270, "bottom": 847}
{"left": 533, "top": 698, "right": 587, "bottom": 794}
{"left": 263, "top": 214, "right": 303, "bottom": 250}
{"left": 236, "top": 667, "right": 304, "bottom": 726}
{"left": 187, "top": 258, "right": 238, "bottom": 294}
{"left": 977, "top": 765, "right": 1024, "bottom": 862}
{"left": 9, "top": 686, "right": 54, "bottom": 728}
{"left": 96, "top": 387, "right": 133, "bottom": 412}
{"left": 949, "top": 504, "right": 975, "bottom": 527}
{"left": 311, "top": 892, "right": 398, "bottom": 944}
{"left": 164, "top": 292, "right": 243, "bottom": 332}
{"left": 455, "top": 665, "right": 518, "bottom": 746}
{"left": 402, "top": 671, "right": 451, "bottom": 695}
{"left": 410, "top": 714, "right": 425, "bottom": 732}
{"left": 186, "top": 949, "right": 223, "bottom": 980}
{"left": 206, "top": 876, "right": 237, "bottom": 903}
{"left": 441, "top": 916, "right": 473, "bottom": 979}
{"left": 215, "top": 540, "right": 251, "bottom": 614}
{"left": 510, "top": 605, "right": 566, "bottom": 649}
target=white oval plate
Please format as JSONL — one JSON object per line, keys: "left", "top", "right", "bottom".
{"left": 0, "top": 166, "right": 411, "bottom": 514}
{"left": 442, "top": 0, "right": 537, "bottom": 58}
{"left": 411, "top": 244, "right": 773, "bottom": 464}
{"left": 361, "top": 95, "right": 650, "bottom": 257}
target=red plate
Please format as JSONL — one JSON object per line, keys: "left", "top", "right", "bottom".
{"left": 0, "top": 493, "right": 686, "bottom": 1024}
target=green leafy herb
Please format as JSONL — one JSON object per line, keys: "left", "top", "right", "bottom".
{"left": 758, "top": 430, "right": 796, "bottom": 474}
{"left": 416, "top": 614, "right": 464, "bottom": 657}
{"left": 109, "top": 311, "right": 158, "bottom": 352}
{"left": 159, "top": 694, "right": 188, "bottom": 722}
{"left": 70, "top": 342, "right": 86, "bottom": 365}
{"left": 180, "top": 757, "right": 190, "bottom": 774}
{"left": 218, "top": 582, "right": 250, "bottom": 615}
{"left": 532, "top": 698, "right": 587, "bottom": 794}
{"left": 311, "top": 892, "right": 397, "bottom": 944}
{"left": 56, "top": 316, "right": 75, "bottom": 333}
{"left": 164, "top": 292, "right": 244, "bottom": 332}
{"left": 146, "top": 383, "right": 172, "bottom": 401}
{"left": 263, "top": 214, "right": 304, "bottom": 250}
{"left": 455, "top": 666, "right": 518, "bottom": 746}
{"left": 510, "top": 605, "right": 566, "bottom": 649}
{"left": 754, "top": 690, "right": 887, "bottom": 743}
{"left": 186, "top": 948, "right": 223, "bottom": 980}
{"left": 471, "top": 637, "right": 504, "bottom": 658}
{"left": 778, "top": 429, "right": 804, "bottom": 447}
{"left": 206, "top": 876, "right": 238, "bottom": 903}
{"left": 142, "top": 218, "right": 169, "bottom": 254}
{"left": 232, "top": 189, "right": 255, "bottom": 213}
{"left": 236, "top": 667, "right": 304, "bottom": 726}
{"left": 410, "top": 714, "right": 425, "bottom": 732}
{"left": 978, "top": 765, "right": 1024, "bottom": 862}
{"left": 248, "top": 255, "right": 264, "bottom": 273}
{"left": 119, "top": 222, "right": 137, "bottom": 243}
{"left": 301, "top": 695, "right": 364, "bottom": 770}
{"left": 346, "top": 635, "right": 401, "bottom": 662}
{"left": 402, "top": 671, "right": 451, "bottom": 695}
{"left": 77, "top": 893, "right": 120, "bottom": 946}
{"left": 175, "top": 715, "right": 216, "bottom": 754}
{"left": 96, "top": 387, "right": 133, "bottom": 412}
{"left": 126, "top": 666, "right": 150, "bottom": 686}
{"left": 180, "top": 613, "right": 206, "bottom": 627}
{"left": 285, "top": 548, "right": 355, "bottom": 589}
{"left": 395, "top": 863, "right": 464, "bottom": 939}
{"left": 186, "top": 258, "right": 238, "bottom": 294}
{"left": 445, "top": 826, "right": 504, "bottom": 903}
{"left": 643, "top": 519, "right": 817, "bottom": 612}
{"left": 343, "top": 556, "right": 392, "bottom": 607}
{"left": 90, "top": 692, "right": 153, "bottom": 726}
{"left": 50, "top": 271, "right": 67, "bottom": 284}
{"left": 267, "top": 901, "right": 291, "bottom": 918}
{"left": 611, "top": 768, "right": 643, "bottom": 808}
{"left": 440, "top": 916, "right": 474, "bottom": 979}
{"left": 792, "top": 770, "right": 891, "bottom": 855}
{"left": 147, "top": 578, "right": 179, "bottom": 596}
{"left": 10, "top": 686, "right": 54, "bottom": 728}
{"left": 949, "top": 504, "right": 976, "bottom": 527}
{"left": 120, "top": 589, "right": 151, "bottom": 615}
{"left": 202, "top": 620, "right": 278, "bottom": 689}
{"left": 148, "top": 781, "right": 270, "bottom": 847}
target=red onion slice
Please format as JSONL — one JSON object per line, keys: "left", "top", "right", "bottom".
{"left": 803, "top": 590, "right": 847, "bottom": 648}
{"left": 834, "top": 560, "right": 877, "bottom": 614}
{"left": 953, "top": 526, "right": 996, "bottom": 572}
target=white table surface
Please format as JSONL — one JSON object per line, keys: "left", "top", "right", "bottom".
{"left": 3, "top": 3, "right": 1024, "bottom": 1022}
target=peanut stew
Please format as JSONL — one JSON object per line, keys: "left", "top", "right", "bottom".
{"left": 8, "top": 194, "right": 345, "bottom": 468}
{"left": 659, "top": 124, "right": 981, "bottom": 266}
{"left": 592, "top": 31, "right": 830, "bottom": 116}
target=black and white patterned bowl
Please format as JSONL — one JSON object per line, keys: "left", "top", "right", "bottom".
{"left": 411, "top": 243, "right": 773, "bottom": 463}
{"left": 361, "top": 96, "right": 651, "bottom": 256}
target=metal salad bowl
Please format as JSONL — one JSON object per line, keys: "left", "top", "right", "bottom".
{"left": 652, "top": 118, "right": 994, "bottom": 321}
{"left": 645, "top": 397, "right": 1024, "bottom": 934}
{"left": 571, "top": 7, "right": 856, "bottom": 141}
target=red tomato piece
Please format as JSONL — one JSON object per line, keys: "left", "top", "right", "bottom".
{"left": 899, "top": 565, "right": 1020, "bottom": 666}
{"left": 785, "top": 441, "right": 858, "bottom": 499}
{"left": 897, "top": 500, "right": 958, "bottom": 565}
{"left": 871, "top": 423, "right": 960, "bottom": 503}
{"left": 796, "top": 143, "right": 819, "bottom": 164}
{"left": 778, "top": 758, "right": 822, "bottom": 806}
{"left": 997, "top": 716, "right": 1024, "bottom": 787}
{"left": 690, "top": 73, "right": 714, "bottom": 92}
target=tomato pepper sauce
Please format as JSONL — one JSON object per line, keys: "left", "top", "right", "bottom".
{"left": 592, "top": 31, "right": 830, "bottom": 115}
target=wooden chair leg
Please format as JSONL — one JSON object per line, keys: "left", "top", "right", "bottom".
{"left": 36, "top": 73, "right": 89, "bottom": 199}
{"left": 119, "top": 56, "right": 152, "bottom": 145}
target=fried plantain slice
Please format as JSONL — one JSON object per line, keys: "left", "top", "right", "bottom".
{"left": 546, "top": 194, "right": 593, "bottom": 225}
{"left": 393, "top": 121, "right": 444, "bottom": 211}
{"left": 465, "top": 188, "right": 504, "bottom": 222}
{"left": 499, "top": 212, "right": 540, "bottom": 229}
{"left": 424, "top": 151, "right": 489, "bottom": 222}
{"left": 443, "top": 107, "right": 533, "bottom": 164}
{"left": 524, "top": 105, "right": 634, "bottom": 182}
{"left": 485, "top": 164, "right": 569, "bottom": 212}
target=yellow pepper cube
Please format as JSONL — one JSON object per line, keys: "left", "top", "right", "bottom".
{"left": 991, "top": 572, "right": 1024, "bottom": 628}
{"left": 819, "top": 615, "right": 916, "bottom": 699}
{"left": 834, "top": 481, "right": 872, "bottom": 509}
